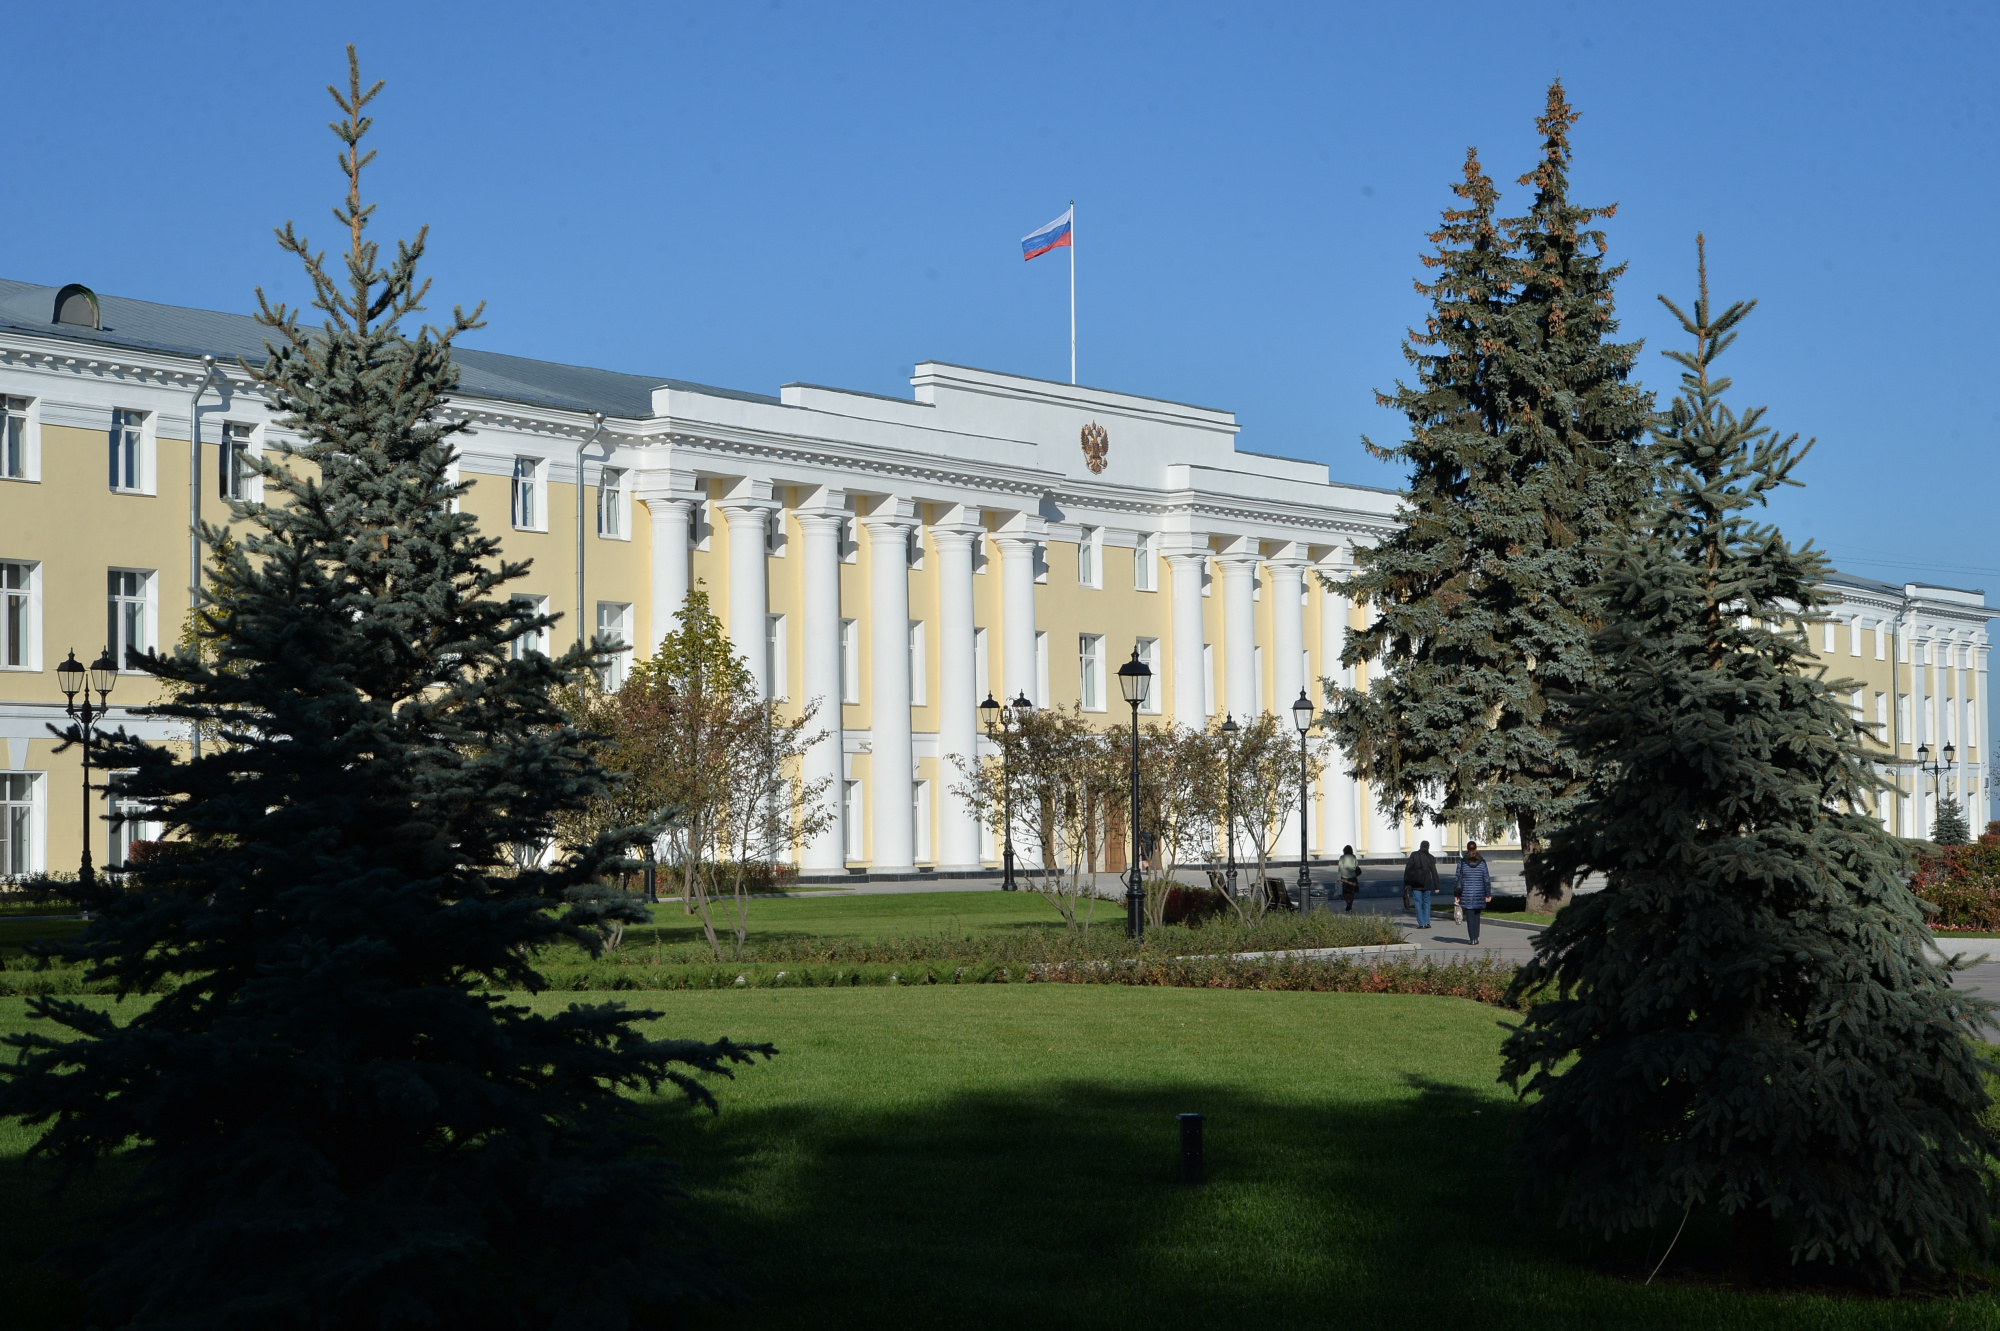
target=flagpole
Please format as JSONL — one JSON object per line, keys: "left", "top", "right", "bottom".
{"left": 1068, "top": 200, "right": 1076, "bottom": 385}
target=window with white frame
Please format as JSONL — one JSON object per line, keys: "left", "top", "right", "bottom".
{"left": 843, "top": 780, "right": 864, "bottom": 860}
{"left": 220, "top": 422, "right": 257, "bottom": 501}
{"left": 912, "top": 780, "right": 932, "bottom": 862}
{"left": 1, "top": 772, "right": 40, "bottom": 876}
{"left": 595, "top": 602, "right": 633, "bottom": 691}
{"left": 511, "top": 457, "right": 543, "bottom": 530}
{"left": 1136, "top": 637, "right": 1160, "bottom": 714}
{"left": 597, "top": 468, "right": 625, "bottom": 538}
{"left": 2, "top": 396, "right": 32, "bottom": 481}
{"left": 840, "top": 619, "right": 859, "bottom": 704}
{"left": 1078, "top": 634, "right": 1104, "bottom": 710}
{"left": 1875, "top": 692, "right": 1888, "bottom": 738}
{"left": 1874, "top": 626, "right": 1886, "bottom": 661}
{"left": 509, "top": 594, "right": 549, "bottom": 660}
{"left": 1077, "top": 527, "right": 1100, "bottom": 588}
{"left": 909, "top": 620, "right": 927, "bottom": 705}
{"left": 974, "top": 627, "right": 989, "bottom": 703}
{"left": 1898, "top": 693, "right": 1911, "bottom": 740}
{"left": 1035, "top": 630, "right": 1049, "bottom": 706}
{"left": 107, "top": 569, "right": 153, "bottom": 669}
{"left": 767, "top": 614, "right": 788, "bottom": 700}
{"left": 1133, "top": 533, "right": 1156, "bottom": 591}
{"left": 1, "top": 561, "right": 38, "bottom": 670}
{"left": 1822, "top": 622, "right": 1836, "bottom": 652}
{"left": 109, "top": 409, "right": 148, "bottom": 493}
{"left": 1850, "top": 619, "right": 1863, "bottom": 657}
{"left": 1850, "top": 688, "right": 1864, "bottom": 720}
{"left": 107, "top": 776, "right": 156, "bottom": 870}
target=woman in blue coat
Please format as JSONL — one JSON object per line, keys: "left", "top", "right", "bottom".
{"left": 1454, "top": 841, "right": 1492, "bottom": 945}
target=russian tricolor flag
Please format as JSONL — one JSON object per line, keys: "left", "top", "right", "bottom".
{"left": 1021, "top": 207, "right": 1073, "bottom": 261}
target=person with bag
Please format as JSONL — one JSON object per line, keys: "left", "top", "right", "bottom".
{"left": 1403, "top": 839, "right": 1439, "bottom": 928}
{"left": 1454, "top": 840, "right": 1492, "bottom": 944}
{"left": 1336, "top": 845, "right": 1362, "bottom": 913}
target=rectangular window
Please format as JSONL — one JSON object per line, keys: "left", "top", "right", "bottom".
{"left": 1133, "top": 533, "right": 1156, "bottom": 591}
{"left": 1849, "top": 620, "right": 1862, "bottom": 657}
{"left": 597, "top": 468, "right": 624, "bottom": 537}
{"left": 511, "top": 457, "right": 541, "bottom": 529}
{"left": 1, "top": 772, "right": 39, "bottom": 876}
{"left": 912, "top": 779, "right": 932, "bottom": 862}
{"left": 106, "top": 569, "right": 152, "bottom": 669}
{"left": 509, "top": 594, "right": 549, "bottom": 661}
{"left": 1875, "top": 628, "right": 1886, "bottom": 661}
{"left": 840, "top": 619, "right": 859, "bottom": 704}
{"left": 843, "top": 780, "right": 864, "bottom": 860}
{"left": 1077, "top": 527, "right": 1099, "bottom": 588}
{"left": 108, "top": 777, "right": 155, "bottom": 871}
{"left": 974, "top": 626, "right": 989, "bottom": 703}
{"left": 220, "top": 423, "right": 256, "bottom": 501}
{"left": 909, "top": 621, "right": 927, "bottom": 705}
{"left": 1, "top": 396, "right": 30, "bottom": 480}
{"left": 1850, "top": 688, "right": 1864, "bottom": 720}
{"left": 109, "top": 409, "right": 145, "bottom": 492}
{"left": 1, "top": 561, "right": 37, "bottom": 670}
{"left": 595, "top": 602, "right": 632, "bottom": 691}
{"left": 1136, "top": 637, "right": 1160, "bottom": 714}
{"left": 1079, "top": 633, "right": 1104, "bottom": 710}
{"left": 1203, "top": 644, "right": 1215, "bottom": 717}
{"left": 1822, "top": 622, "right": 1836, "bottom": 652}
{"left": 1898, "top": 693, "right": 1911, "bottom": 742}
{"left": 1875, "top": 692, "right": 1888, "bottom": 738}
{"left": 767, "top": 614, "right": 788, "bottom": 700}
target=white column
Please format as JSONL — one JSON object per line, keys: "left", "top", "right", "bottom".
{"left": 1214, "top": 537, "right": 1261, "bottom": 720}
{"left": 1913, "top": 633, "right": 1931, "bottom": 839}
{"left": 1164, "top": 538, "right": 1209, "bottom": 729}
{"left": 1317, "top": 547, "right": 1359, "bottom": 853}
{"left": 931, "top": 506, "right": 984, "bottom": 869}
{"left": 639, "top": 473, "right": 699, "bottom": 649}
{"left": 716, "top": 490, "right": 776, "bottom": 697}
{"left": 864, "top": 498, "right": 919, "bottom": 872}
{"left": 795, "top": 488, "right": 847, "bottom": 871}
{"left": 1268, "top": 544, "right": 1308, "bottom": 710}
{"left": 1978, "top": 644, "right": 1991, "bottom": 830}
{"left": 994, "top": 513, "right": 1045, "bottom": 706}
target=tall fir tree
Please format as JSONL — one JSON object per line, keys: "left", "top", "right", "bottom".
{"left": 1333, "top": 81, "right": 1650, "bottom": 905}
{"left": 1932, "top": 790, "right": 1971, "bottom": 846}
{"left": 1499, "top": 240, "right": 1995, "bottom": 1284}
{"left": 0, "top": 52, "right": 765, "bottom": 1329}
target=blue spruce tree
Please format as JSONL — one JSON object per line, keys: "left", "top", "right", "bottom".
{"left": 1, "top": 51, "right": 766, "bottom": 1329}
{"left": 1499, "top": 240, "right": 1995, "bottom": 1285}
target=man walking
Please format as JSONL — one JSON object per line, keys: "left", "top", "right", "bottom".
{"left": 1403, "top": 839, "right": 1439, "bottom": 928}
{"left": 1454, "top": 840, "right": 1491, "bottom": 945}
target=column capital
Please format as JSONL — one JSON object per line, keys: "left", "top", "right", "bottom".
{"left": 929, "top": 503, "right": 985, "bottom": 540}
{"left": 1265, "top": 542, "right": 1311, "bottom": 570}
{"left": 860, "top": 494, "right": 919, "bottom": 534}
{"left": 634, "top": 468, "right": 700, "bottom": 506}
{"left": 994, "top": 511, "right": 1047, "bottom": 543}
{"left": 794, "top": 508, "right": 846, "bottom": 535}
{"left": 795, "top": 484, "right": 848, "bottom": 517}
{"left": 716, "top": 475, "right": 777, "bottom": 515}
{"left": 641, "top": 493, "right": 698, "bottom": 518}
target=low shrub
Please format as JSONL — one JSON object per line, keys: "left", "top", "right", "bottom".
{"left": 1911, "top": 831, "right": 2000, "bottom": 931}
{"left": 1161, "top": 883, "right": 1230, "bottom": 926}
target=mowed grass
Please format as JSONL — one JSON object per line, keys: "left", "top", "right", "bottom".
{"left": 626, "top": 888, "right": 1098, "bottom": 948}
{"left": 2, "top": 989, "right": 1997, "bottom": 1328}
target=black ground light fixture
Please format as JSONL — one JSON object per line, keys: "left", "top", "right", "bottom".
{"left": 56, "top": 648, "right": 118, "bottom": 894}
{"left": 1220, "top": 713, "right": 1239, "bottom": 898}
{"left": 1118, "top": 647, "right": 1152, "bottom": 940}
{"left": 1292, "top": 691, "right": 1314, "bottom": 912}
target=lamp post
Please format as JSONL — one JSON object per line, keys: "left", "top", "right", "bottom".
{"left": 1117, "top": 647, "right": 1153, "bottom": 940}
{"left": 981, "top": 692, "right": 1033, "bottom": 891}
{"left": 55, "top": 648, "right": 118, "bottom": 894}
{"left": 1916, "top": 742, "right": 1956, "bottom": 829}
{"left": 1291, "top": 690, "right": 1314, "bottom": 913}
{"left": 1219, "top": 713, "right": 1239, "bottom": 899}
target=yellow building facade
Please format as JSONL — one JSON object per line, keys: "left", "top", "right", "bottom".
{"left": 0, "top": 277, "right": 1987, "bottom": 880}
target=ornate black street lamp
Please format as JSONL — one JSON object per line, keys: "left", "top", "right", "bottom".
{"left": 1117, "top": 647, "right": 1153, "bottom": 940}
{"left": 1291, "top": 690, "right": 1314, "bottom": 912}
{"left": 1219, "top": 713, "right": 1239, "bottom": 899}
{"left": 55, "top": 648, "right": 118, "bottom": 894}
{"left": 981, "top": 691, "right": 1034, "bottom": 891}
{"left": 1916, "top": 741, "right": 1956, "bottom": 829}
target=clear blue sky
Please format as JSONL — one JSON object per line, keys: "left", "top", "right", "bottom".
{"left": 6, "top": 1, "right": 1993, "bottom": 600}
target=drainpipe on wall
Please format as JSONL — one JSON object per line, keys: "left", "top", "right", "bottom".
{"left": 574, "top": 412, "right": 605, "bottom": 650}
{"left": 185, "top": 354, "right": 218, "bottom": 760}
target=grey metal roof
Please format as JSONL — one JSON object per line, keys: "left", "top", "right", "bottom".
{"left": 1825, "top": 568, "right": 1985, "bottom": 601}
{"left": 0, "top": 276, "right": 776, "bottom": 418}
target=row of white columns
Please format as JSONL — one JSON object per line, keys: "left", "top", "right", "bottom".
{"left": 640, "top": 477, "right": 1380, "bottom": 869}
{"left": 1904, "top": 630, "right": 1989, "bottom": 838}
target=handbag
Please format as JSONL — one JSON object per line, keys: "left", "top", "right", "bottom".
{"left": 1453, "top": 901, "right": 1464, "bottom": 925}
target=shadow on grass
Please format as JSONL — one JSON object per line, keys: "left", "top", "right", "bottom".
{"left": 665, "top": 1075, "right": 1994, "bottom": 1331}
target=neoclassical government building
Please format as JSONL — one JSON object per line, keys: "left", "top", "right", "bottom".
{"left": 0, "top": 276, "right": 1988, "bottom": 880}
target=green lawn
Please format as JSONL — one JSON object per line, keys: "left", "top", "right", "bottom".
{"left": 2, "top": 988, "right": 1994, "bottom": 1328}
{"left": 627, "top": 888, "right": 1095, "bottom": 947}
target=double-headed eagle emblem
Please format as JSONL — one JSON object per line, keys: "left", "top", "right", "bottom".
{"left": 1080, "top": 421, "right": 1109, "bottom": 474}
